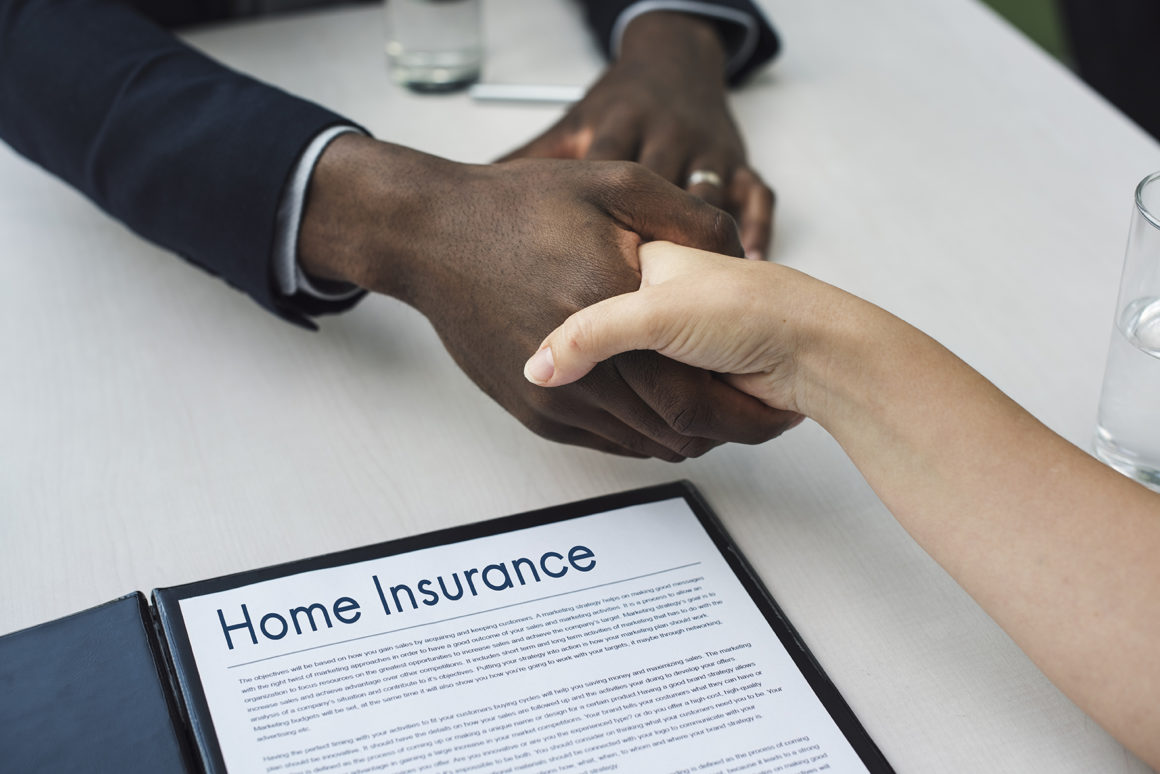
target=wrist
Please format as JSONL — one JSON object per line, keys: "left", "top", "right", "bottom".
{"left": 790, "top": 283, "right": 975, "bottom": 449}
{"left": 298, "top": 134, "right": 468, "bottom": 306}
{"left": 618, "top": 11, "right": 727, "bottom": 83}
{"left": 779, "top": 280, "right": 900, "bottom": 430}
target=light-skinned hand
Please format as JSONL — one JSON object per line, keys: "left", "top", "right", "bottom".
{"left": 523, "top": 241, "right": 812, "bottom": 419}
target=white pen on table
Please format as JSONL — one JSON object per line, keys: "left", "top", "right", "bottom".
{"left": 468, "top": 83, "right": 585, "bottom": 104}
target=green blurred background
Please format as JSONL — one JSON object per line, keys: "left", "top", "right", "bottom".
{"left": 977, "top": 1, "right": 1160, "bottom": 139}
{"left": 982, "top": 0, "right": 1069, "bottom": 62}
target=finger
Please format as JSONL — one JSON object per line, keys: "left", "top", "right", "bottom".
{"left": 525, "top": 415, "right": 649, "bottom": 459}
{"left": 684, "top": 155, "right": 731, "bottom": 212}
{"left": 584, "top": 117, "right": 641, "bottom": 162}
{"left": 496, "top": 118, "right": 588, "bottom": 162}
{"left": 587, "top": 356, "right": 722, "bottom": 459}
{"left": 730, "top": 168, "right": 775, "bottom": 261}
{"left": 601, "top": 165, "right": 743, "bottom": 258}
{"left": 575, "top": 411, "right": 700, "bottom": 462}
{"left": 538, "top": 376, "right": 702, "bottom": 462}
{"left": 526, "top": 337, "right": 720, "bottom": 459}
{"left": 523, "top": 366, "right": 698, "bottom": 461}
{"left": 519, "top": 388, "right": 667, "bottom": 459}
{"left": 524, "top": 288, "right": 673, "bottom": 388}
{"left": 615, "top": 353, "right": 799, "bottom": 445}
{"left": 637, "top": 136, "right": 686, "bottom": 187}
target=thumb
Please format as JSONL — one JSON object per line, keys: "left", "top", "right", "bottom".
{"left": 523, "top": 289, "right": 673, "bottom": 387}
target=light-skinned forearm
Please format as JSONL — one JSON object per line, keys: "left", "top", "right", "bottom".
{"left": 793, "top": 290, "right": 1160, "bottom": 767}
{"left": 529, "top": 243, "right": 1160, "bottom": 764}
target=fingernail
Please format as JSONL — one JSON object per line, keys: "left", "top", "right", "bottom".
{"left": 524, "top": 346, "right": 555, "bottom": 384}
{"left": 745, "top": 250, "right": 764, "bottom": 262}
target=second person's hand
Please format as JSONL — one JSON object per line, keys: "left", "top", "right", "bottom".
{"left": 498, "top": 11, "right": 775, "bottom": 262}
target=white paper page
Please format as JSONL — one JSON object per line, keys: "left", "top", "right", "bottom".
{"left": 178, "top": 498, "right": 871, "bottom": 773}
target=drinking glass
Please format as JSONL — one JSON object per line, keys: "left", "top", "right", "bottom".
{"left": 1093, "top": 170, "right": 1160, "bottom": 491}
{"left": 384, "top": 0, "right": 482, "bottom": 93}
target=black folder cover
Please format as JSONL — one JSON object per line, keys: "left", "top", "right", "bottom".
{"left": 0, "top": 592, "right": 196, "bottom": 773}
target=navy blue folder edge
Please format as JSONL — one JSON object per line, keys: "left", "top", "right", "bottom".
{"left": 0, "top": 591, "right": 199, "bottom": 772}
{"left": 149, "top": 480, "right": 895, "bottom": 774}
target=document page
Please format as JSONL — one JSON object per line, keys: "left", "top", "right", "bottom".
{"left": 177, "top": 498, "right": 871, "bottom": 773}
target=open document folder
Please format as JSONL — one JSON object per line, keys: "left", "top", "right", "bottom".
{"left": 1, "top": 481, "right": 893, "bottom": 773}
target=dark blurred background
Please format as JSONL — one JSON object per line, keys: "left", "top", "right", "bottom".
{"left": 984, "top": 0, "right": 1160, "bottom": 139}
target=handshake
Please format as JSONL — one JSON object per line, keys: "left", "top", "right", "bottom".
{"left": 300, "top": 138, "right": 795, "bottom": 463}
{"left": 296, "top": 11, "right": 789, "bottom": 463}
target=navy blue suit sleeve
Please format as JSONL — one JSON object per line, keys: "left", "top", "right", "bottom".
{"left": 574, "top": 0, "right": 780, "bottom": 85}
{"left": 0, "top": 0, "right": 362, "bottom": 324}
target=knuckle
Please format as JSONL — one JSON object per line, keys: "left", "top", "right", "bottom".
{"left": 614, "top": 160, "right": 651, "bottom": 188}
{"left": 664, "top": 401, "right": 708, "bottom": 436}
{"left": 562, "top": 315, "right": 598, "bottom": 359}
{"left": 709, "top": 209, "right": 743, "bottom": 254}
{"left": 592, "top": 162, "right": 640, "bottom": 197}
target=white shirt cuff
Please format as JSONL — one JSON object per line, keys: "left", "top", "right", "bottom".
{"left": 273, "top": 124, "right": 365, "bottom": 302}
{"left": 610, "top": 1, "right": 759, "bottom": 79}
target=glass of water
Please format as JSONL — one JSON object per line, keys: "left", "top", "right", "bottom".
{"left": 384, "top": 0, "right": 482, "bottom": 93}
{"left": 1094, "top": 170, "right": 1160, "bottom": 491}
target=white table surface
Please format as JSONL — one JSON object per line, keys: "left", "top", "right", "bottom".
{"left": 2, "top": 1, "right": 1157, "bottom": 771}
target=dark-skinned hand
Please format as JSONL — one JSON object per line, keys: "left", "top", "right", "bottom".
{"left": 298, "top": 134, "right": 798, "bottom": 460}
{"left": 499, "top": 11, "right": 775, "bottom": 261}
